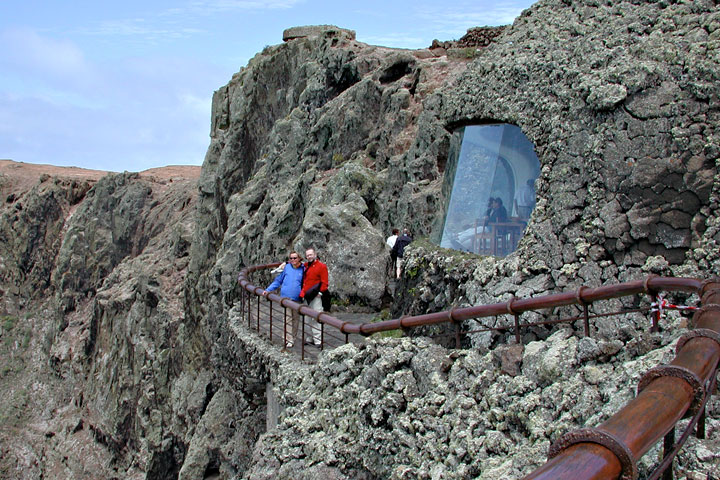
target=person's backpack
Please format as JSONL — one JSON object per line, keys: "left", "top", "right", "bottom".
{"left": 393, "top": 234, "right": 412, "bottom": 258}
{"left": 321, "top": 290, "right": 332, "bottom": 312}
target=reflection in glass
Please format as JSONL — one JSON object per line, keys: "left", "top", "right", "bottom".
{"left": 432, "top": 124, "right": 540, "bottom": 256}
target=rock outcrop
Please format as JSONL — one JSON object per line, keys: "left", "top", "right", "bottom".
{"left": 182, "top": 0, "right": 720, "bottom": 477}
{"left": 0, "top": 164, "right": 205, "bottom": 479}
{"left": 2, "top": 0, "right": 720, "bottom": 478}
{"left": 185, "top": 23, "right": 470, "bottom": 322}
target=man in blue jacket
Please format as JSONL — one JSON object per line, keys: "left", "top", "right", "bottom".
{"left": 263, "top": 251, "right": 304, "bottom": 348}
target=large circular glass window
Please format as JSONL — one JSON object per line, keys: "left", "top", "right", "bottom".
{"left": 432, "top": 124, "right": 540, "bottom": 256}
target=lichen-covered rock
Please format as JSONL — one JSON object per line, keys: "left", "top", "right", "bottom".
{"left": 238, "top": 309, "right": 717, "bottom": 478}
{"left": 185, "top": 25, "right": 470, "bottom": 320}
{"left": 4, "top": 0, "right": 720, "bottom": 476}
{"left": 0, "top": 166, "right": 206, "bottom": 479}
{"left": 191, "top": 0, "right": 720, "bottom": 477}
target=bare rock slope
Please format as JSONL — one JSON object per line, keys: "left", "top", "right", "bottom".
{"left": 2, "top": 0, "right": 720, "bottom": 477}
{"left": 0, "top": 161, "right": 203, "bottom": 479}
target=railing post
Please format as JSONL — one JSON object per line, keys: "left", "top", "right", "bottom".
{"left": 283, "top": 306, "right": 288, "bottom": 346}
{"left": 576, "top": 287, "right": 590, "bottom": 337}
{"left": 345, "top": 332, "right": 349, "bottom": 344}
{"left": 320, "top": 322, "right": 324, "bottom": 350}
{"left": 240, "top": 285, "right": 245, "bottom": 318}
{"left": 247, "top": 290, "right": 251, "bottom": 329}
{"left": 301, "top": 314, "right": 305, "bottom": 361}
{"left": 506, "top": 296, "right": 521, "bottom": 344}
{"left": 651, "top": 292, "right": 660, "bottom": 333}
{"left": 268, "top": 297, "right": 273, "bottom": 342}
{"left": 696, "top": 406, "right": 706, "bottom": 439}
{"left": 455, "top": 322, "right": 461, "bottom": 349}
{"left": 662, "top": 427, "right": 675, "bottom": 480}
{"left": 256, "top": 294, "right": 260, "bottom": 332}
{"left": 697, "top": 370, "right": 717, "bottom": 439}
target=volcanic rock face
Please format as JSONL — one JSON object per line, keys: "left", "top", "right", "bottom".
{"left": 183, "top": 0, "right": 720, "bottom": 477}
{"left": 186, "top": 25, "right": 468, "bottom": 319}
{"left": 0, "top": 164, "right": 205, "bottom": 478}
{"left": 394, "top": 0, "right": 720, "bottom": 335}
{"left": 2, "top": 0, "right": 720, "bottom": 478}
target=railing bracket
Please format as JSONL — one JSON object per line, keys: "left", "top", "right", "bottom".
{"left": 548, "top": 427, "right": 638, "bottom": 480}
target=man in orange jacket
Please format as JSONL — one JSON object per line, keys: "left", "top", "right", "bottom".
{"left": 300, "top": 247, "right": 329, "bottom": 346}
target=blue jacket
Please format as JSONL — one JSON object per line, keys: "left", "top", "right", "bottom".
{"left": 266, "top": 263, "right": 304, "bottom": 301}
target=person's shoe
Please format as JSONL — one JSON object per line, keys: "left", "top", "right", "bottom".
{"left": 285, "top": 341, "right": 293, "bottom": 348}
{"left": 314, "top": 341, "right": 322, "bottom": 347}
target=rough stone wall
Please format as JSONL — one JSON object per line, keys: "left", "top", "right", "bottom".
{"left": 438, "top": 0, "right": 718, "bottom": 277}
{"left": 183, "top": 0, "right": 720, "bottom": 478}
{"left": 431, "top": 26, "right": 507, "bottom": 50}
{"left": 240, "top": 313, "right": 719, "bottom": 479}
{"left": 395, "top": 0, "right": 720, "bottom": 340}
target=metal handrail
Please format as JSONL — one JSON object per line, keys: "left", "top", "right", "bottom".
{"left": 238, "top": 264, "right": 719, "bottom": 479}
{"left": 238, "top": 264, "right": 701, "bottom": 337}
{"left": 523, "top": 280, "right": 720, "bottom": 480}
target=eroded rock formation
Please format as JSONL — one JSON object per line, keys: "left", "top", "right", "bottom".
{"left": 0, "top": 164, "right": 204, "bottom": 478}
{"left": 184, "top": 0, "right": 720, "bottom": 477}
{"left": 1, "top": 0, "right": 720, "bottom": 478}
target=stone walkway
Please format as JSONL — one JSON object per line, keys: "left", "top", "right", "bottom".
{"left": 281, "top": 310, "right": 378, "bottom": 360}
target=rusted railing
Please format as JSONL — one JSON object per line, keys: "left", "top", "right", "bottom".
{"left": 522, "top": 279, "right": 720, "bottom": 480}
{"left": 238, "top": 263, "right": 360, "bottom": 361}
{"left": 238, "top": 264, "right": 719, "bottom": 479}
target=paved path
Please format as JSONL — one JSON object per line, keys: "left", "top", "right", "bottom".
{"left": 280, "top": 310, "right": 378, "bottom": 361}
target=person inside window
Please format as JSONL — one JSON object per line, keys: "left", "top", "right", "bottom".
{"left": 514, "top": 179, "right": 536, "bottom": 219}
{"left": 484, "top": 197, "right": 508, "bottom": 226}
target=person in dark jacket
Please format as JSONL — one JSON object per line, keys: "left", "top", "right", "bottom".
{"left": 484, "top": 197, "right": 508, "bottom": 226}
{"left": 391, "top": 229, "right": 413, "bottom": 279}
{"left": 386, "top": 228, "right": 399, "bottom": 277}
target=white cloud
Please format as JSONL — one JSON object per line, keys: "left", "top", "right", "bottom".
{"left": 415, "top": 3, "right": 529, "bottom": 38}
{"left": 184, "top": 0, "right": 304, "bottom": 13}
{"left": 0, "top": 35, "right": 221, "bottom": 171}
{"left": 351, "top": 2, "right": 530, "bottom": 51}
{"left": 0, "top": 28, "right": 96, "bottom": 80}
{"left": 74, "top": 0, "right": 303, "bottom": 44}
{"left": 79, "top": 18, "right": 203, "bottom": 41}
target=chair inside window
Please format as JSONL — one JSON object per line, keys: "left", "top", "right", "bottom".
{"left": 473, "top": 219, "right": 494, "bottom": 255}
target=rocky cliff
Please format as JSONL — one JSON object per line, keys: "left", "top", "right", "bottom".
{"left": 0, "top": 162, "right": 205, "bottom": 478}
{"left": 1, "top": 0, "right": 720, "bottom": 478}
{"left": 184, "top": 0, "right": 720, "bottom": 477}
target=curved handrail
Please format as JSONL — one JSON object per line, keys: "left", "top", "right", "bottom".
{"left": 238, "top": 264, "right": 702, "bottom": 336}
{"left": 523, "top": 281, "right": 720, "bottom": 480}
{"left": 238, "top": 264, "right": 719, "bottom": 479}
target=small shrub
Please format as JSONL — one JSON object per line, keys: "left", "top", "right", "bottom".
{"left": 2, "top": 315, "right": 16, "bottom": 331}
{"left": 372, "top": 329, "right": 403, "bottom": 339}
{"left": 332, "top": 153, "right": 345, "bottom": 165}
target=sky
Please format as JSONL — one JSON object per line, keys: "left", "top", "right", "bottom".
{"left": 0, "top": 0, "right": 537, "bottom": 173}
